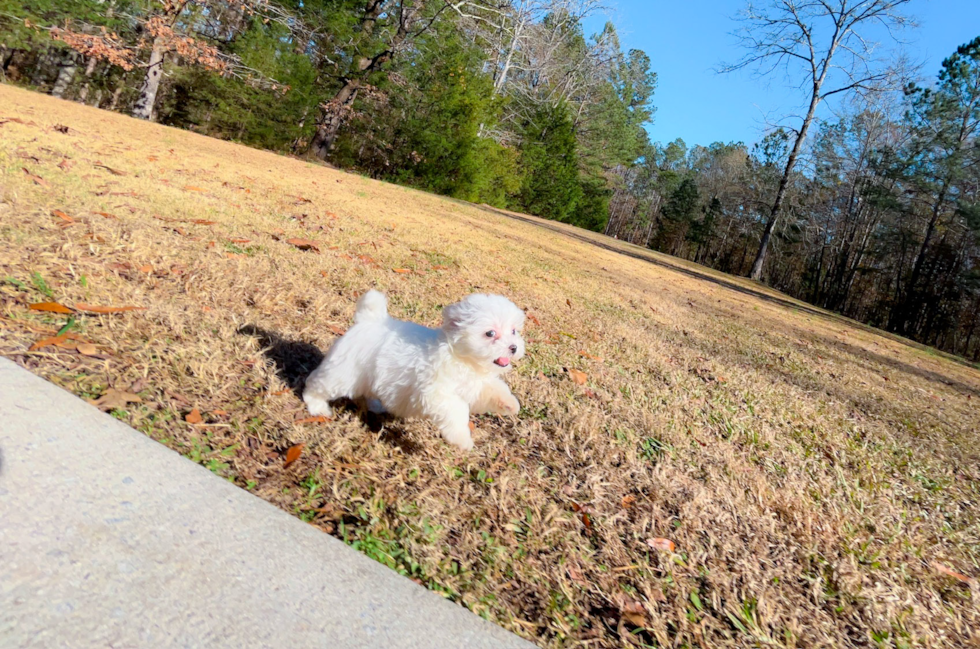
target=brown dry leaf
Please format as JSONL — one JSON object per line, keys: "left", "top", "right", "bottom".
{"left": 138, "top": 264, "right": 153, "bottom": 274}
{"left": 51, "top": 209, "right": 74, "bottom": 224}
{"left": 147, "top": 155, "right": 158, "bottom": 161}
{"left": 295, "top": 416, "right": 328, "bottom": 425}
{"left": 567, "top": 565, "right": 587, "bottom": 586}
{"left": 392, "top": 268, "right": 412, "bottom": 274}
{"left": 566, "top": 298, "right": 572, "bottom": 307}
{"left": 22, "top": 167, "right": 49, "bottom": 187}
{"left": 527, "top": 314, "right": 542, "bottom": 326}
{"left": 29, "top": 302, "right": 73, "bottom": 314}
{"left": 930, "top": 561, "right": 974, "bottom": 584}
{"left": 228, "top": 237, "right": 251, "bottom": 244}
{"left": 620, "top": 599, "right": 647, "bottom": 627}
{"left": 192, "top": 219, "right": 216, "bottom": 225}
{"left": 75, "top": 303, "right": 146, "bottom": 314}
{"left": 286, "top": 238, "right": 320, "bottom": 252}
{"left": 468, "top": 421, "right": 476, "bottom": 432}
{"left": 645, "top": 538, "right": 676, "bottom": 552}
{"left": 94, "top": 211, "right": 116, "bottom": 219}
{"left": 183, "top": 185, "right": 206, "bottom": 192}
{"left": 568, "top": 369, "right": 588, "bottom": 385}
{"left": 621, "top": 495, "right": 637, "bottom": 509}
{"left": 272, "top": 389, "right": 291, "bottom": 396}
{"left": 94, "top": 163, "right": 127, "bottom": 176}
{"left": 29, "top": 334, "right": 70, "bottom": 351}
{"left": 431, "top": 264, "right": 449, "bottom": 271}
{"left": 284, "top": 443, "right": 305, "bottom": 467}
{"left": 75, "top": 342, "right": 100, "bottom": 356}
{"left": 57, "top": 158, "right": 73, "bottom": 171}
{"left": 327, "top": 325, "right": 346, "bottom": 336}
{"left": 185, "top": 408, "right": 203, "bottom": 424}
{"left": 578, "top": 351, "right": 603, "bottom": 362}
{"left": 88, "top": 388, "right": 142, "bottom": 411}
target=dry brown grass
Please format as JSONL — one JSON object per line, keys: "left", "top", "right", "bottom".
{"left": 2, "top": 85, "right": 979, "bottom": 648}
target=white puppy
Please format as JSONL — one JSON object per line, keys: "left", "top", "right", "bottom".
{"left": 303, "top": 290, "right": 525, "bottom": 450}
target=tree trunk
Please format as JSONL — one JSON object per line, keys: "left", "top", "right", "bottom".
{"left": 50, "top": 53, "right": 78, "bottom": 98}
{"left": 309, "top": 81, "right": 359, "bottom": 160}
{"left": 132, "top": 36, "right": 167, "bottom": 120}
{"left": 77, "top": 57, "right": 99, "bottom": 103}
{"left": 748, "top": 92, "right": 822, "bottom": 281}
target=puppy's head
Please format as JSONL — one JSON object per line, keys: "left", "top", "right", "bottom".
{"left": 442, "top": 294, "right": 525, "bottom": 374}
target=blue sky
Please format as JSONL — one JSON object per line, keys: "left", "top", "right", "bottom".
{"left": 586, "top": 1, "right": 980, "bottom": 148}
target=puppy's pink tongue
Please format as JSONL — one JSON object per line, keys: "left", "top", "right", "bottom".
{"left": 494, "top": 357, "right": 510, "bottom": 367}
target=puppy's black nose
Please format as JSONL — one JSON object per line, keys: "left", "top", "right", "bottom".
{"left": 509, "top": 344, "right": 518, "bottom": 355}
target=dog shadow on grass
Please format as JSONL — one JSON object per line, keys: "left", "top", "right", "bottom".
{"left": 236, "top": 324, "right": 422, "bottom": 454}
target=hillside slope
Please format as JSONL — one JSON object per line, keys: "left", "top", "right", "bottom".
{"left": 2, "top": 85, "right": 978, "bottom": 648}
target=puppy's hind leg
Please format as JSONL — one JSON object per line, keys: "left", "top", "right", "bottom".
{"left": 302, "top": 362, "right": 356, "bottom": 419}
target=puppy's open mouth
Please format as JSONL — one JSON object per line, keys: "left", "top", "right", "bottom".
{"left": 493, "top": 357, "right": 511, "bottom": 367}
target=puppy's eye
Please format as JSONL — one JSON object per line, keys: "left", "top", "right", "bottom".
{"left": 512, "top": 328, "right": 517, "bottom": 335}
{"left": 485, "top": 330, "right": 496, "bottom": 338}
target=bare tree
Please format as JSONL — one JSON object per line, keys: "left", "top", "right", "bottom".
{"left": 723, "top": 0, "right": 913, "bottom": 281}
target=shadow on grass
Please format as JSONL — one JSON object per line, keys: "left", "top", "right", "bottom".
{"left": 236, "top": 324, "right": 422, "bottom": 454}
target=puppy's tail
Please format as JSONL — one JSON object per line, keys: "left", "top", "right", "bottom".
{"left": 354, "top": 290, "right": 388, "bottom": 324}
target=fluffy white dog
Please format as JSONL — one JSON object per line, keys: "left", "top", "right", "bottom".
{"left": 303, "top": 290, "right": 526, "bottom": 450}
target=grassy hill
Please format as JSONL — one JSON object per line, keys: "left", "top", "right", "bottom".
{"left": 1, "top": 85, "right": 978, "bottom": 648}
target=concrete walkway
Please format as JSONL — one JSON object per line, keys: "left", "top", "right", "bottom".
{"left": 0, "top": 358, "right": 534, "bottom": 648}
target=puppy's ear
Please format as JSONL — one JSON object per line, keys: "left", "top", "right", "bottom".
{"left": 442, "top": 302, "right": 464, "bottom": 332}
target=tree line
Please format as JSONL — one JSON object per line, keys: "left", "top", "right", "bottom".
{"left": 2, "top": 0, "right": 979, "bottom": 361}
{"left": 1, "top": 0, "right": 655, "bottom": 232}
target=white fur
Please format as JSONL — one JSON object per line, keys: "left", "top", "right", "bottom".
{"left": 303, "top": 290, "right": 526, "bottom": 450}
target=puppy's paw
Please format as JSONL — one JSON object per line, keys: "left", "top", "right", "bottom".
{"left": 443, "top": 430, "right": 475, "bottom": 451}
{"left": 497, "top": 394, "right": 520, "bottom": 416}
{"left": 304, "top": 395, "right": 333, "bottom": 418}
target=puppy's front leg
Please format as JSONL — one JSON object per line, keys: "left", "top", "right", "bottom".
{"left": 428, "top": 397, "right": 474, "bottom": 451}
{"left": 472, "top": 378, "right": 520, "bottom": 416}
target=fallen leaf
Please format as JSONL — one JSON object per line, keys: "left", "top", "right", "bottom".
{"left": 566, "top": 298, "right": 572, "bottom": 307}
{"left": 327, "top": 325, "right": 346, "bottom": 336}
{"left": 468, "top": 421, "right": 476, "bottom": 432}
{"left": 568, "top": 369, "right": 588, "bottom": 385}
{"left": 53, "top": 124, "right": 70, "bottom": 134}
{"left": 228, "top": 237, "right": 251, "bottom": 244}
{"left": 74, "top": 303, "right": 146, "bottom": 314}
{"left": 645, "top": 538, "right": 676, "bottom": 552}
{"left": 58, "top": 158, "right": 73, "bottom": 171}
{"left": 52, "top": 209, "right": 76, "bottom": 224}
{"left": 75, "top": 342, "right": 100, "bottom": 356}
{"left": 392, "top": 268, "right": 412, "bottom": 274}
{"left": 22, "top": 167, "right": 49, "bottom": 187}
{"left": 192, "top": 219, "right": 215, "bottom": 225}
{"left": 185, "top": 408, "right": 203, "bottom": 424}
{"left": 147, "top": 155, "right": 158, "bottom": 161}
{"left": 94, "top": 211, "right": 116, "bottom": 219}
{"left": 284, "top": 443, "right": 305, "bottom": 467}
{"left": 29, "top": 334, "right": 71, "bottom": 351}
{"left": 138, "top": 265, "right": 153, "bottom": 274}
{"left": 88, "top": 388, "right": 142, "bottom": 411}
{"left": 620, "top": 599, "right": 647, "bottom": 627}
{"left": 431, "top": 264, "right": 449, "bottom": 271}
{"left": 527, "top": 314, "right": 542, "bottom": 326}
{"left": 930, "top": 561, "right": 974, "bottom": 584}
{"left": 294, "top": 416, "right": 328, "bottom": 425}
{"left": 286, "top": 238, "right": 320, "bottom": 252}
{"left": 621, "top": 495, "right": 636, "bottom": 509}
{"left": 578, "top": 351, "right": 603, "bottom": 362}
{"left": 272, "top": 389, "right": 290, "bottom": 396}
{"left": 183, "top": 185, "right": 206, "bottom": 192}
{"left": 29, "top": 302, "right": 74, "bottom": 314}
{"left": 567, "top": 566, "right": 587, "bottom": 585}
{"left": 94, "top": 163, "right": 126, "bottom": 176}
{"left": 212, "top": 409, "right": 228, "bottom": 416}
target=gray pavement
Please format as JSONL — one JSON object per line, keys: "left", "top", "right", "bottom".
{"left": 0, "top": 357, "right": 535, "bottom": 648}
